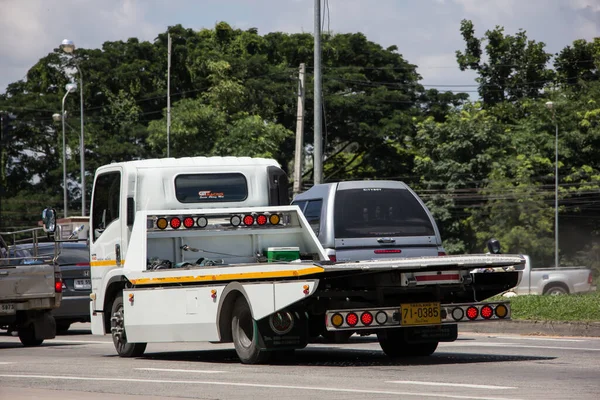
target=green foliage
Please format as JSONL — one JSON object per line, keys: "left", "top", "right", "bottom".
{"left": 507, "top": 291, "right": 600, "bottom": 322}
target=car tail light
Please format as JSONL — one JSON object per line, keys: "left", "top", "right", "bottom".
{"left": 54, "top": 272, "right": 62, "bottom": 293}
{"left": 183, "top": 217, "right": 195, "bottom": 228}
{"left": 438, "top": 251, "right": 446, "bottom": 256}
{"left": 256, "top": 214, "right": 268, "bottom": 225}
{"left": 588, "top": 272, "right": 593, "bottom": 285}
{"left": 328, "top": 255, "right": 337, "bottom": 262}
{"left": 374, "top": 249, "right": 401, "bottom": 254}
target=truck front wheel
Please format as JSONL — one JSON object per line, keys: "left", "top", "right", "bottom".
{"left": 377, "top": 329, "right": 438, "bottom": 358}
{"left": 111, "top": 294, "right": 147, "bottom": 357}
{"left": 231, "top": 297, "right": 270, "bottom": 364}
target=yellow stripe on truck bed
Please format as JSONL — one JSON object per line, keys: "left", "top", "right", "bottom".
{"left": 129, "top": 266, "right": 325, "bottom": 285}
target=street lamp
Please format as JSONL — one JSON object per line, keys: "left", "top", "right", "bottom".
{"left": 55, "top": 83, "right": 78, "bottom": 219}
{"left": 545, "top": 101, "right": 559, "bottom": 269}
{"left": 60, "top": 39, "right": 86, "bottom": 217}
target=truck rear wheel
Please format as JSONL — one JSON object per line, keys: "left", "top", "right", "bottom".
{"left": 231, "top": 297, "right": 270, "bottom": 364}
{"left": 377, "top": 329, "right": 438, "bottom": 358}
{"left": 111, "top": 294, "right": 147, "bottom": 357}
{"left": 18, "top": 324, "right": 43, "bottom": 347}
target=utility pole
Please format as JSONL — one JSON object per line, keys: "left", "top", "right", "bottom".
{"left": 293, "top": 63, "right": 306, "bottom": 196}
{"left": 313, "top": 0, "right": 323, "bottom": 184}
{"left": 167, "top": 33, "right": 172, "bottom": 158}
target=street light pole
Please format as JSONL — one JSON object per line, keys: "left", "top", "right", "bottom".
{"left": 546, "top": 101, "right": 559, "bottom": 269}
{"left": 55, "top": 83, "right": 77, "bottom": 219}
{"left": 61, "top": 39, "right": 85, "bottom": 216}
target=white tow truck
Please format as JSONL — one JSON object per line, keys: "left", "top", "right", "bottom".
{"left": 42, "top": 156, "right": 525, "bottom": 364}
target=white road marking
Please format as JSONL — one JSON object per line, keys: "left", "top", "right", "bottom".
{"left": 0, "top": 362, "right": 14, "bottom": 365}
{"left": 135, "top": 367, "right": 225, "bottom": 374}
{"left": 491, "top": 336, "right": 584, "bottom": 342}
{"left": 387, "top": 381, "right": 516, "bottom": 390}
{"left": 0, "top": 374, "right": 525, "bottom": 400}
{"left": 445, "top": 342, "right": 600, "bottom": 352}
{"left": 48, "top": 339, "right": 112, "bottom": 344}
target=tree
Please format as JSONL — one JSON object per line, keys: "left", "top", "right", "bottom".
{"left": 456, "top": 20, "right": 554, "bottom": 106}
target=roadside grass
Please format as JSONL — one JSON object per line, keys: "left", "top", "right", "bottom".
{"left": 498, "top": 290, "right": 600, "bottom": 322}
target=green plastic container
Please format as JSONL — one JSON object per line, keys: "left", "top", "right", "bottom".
{"left": 265, "top": 246, "right": 300, "bottom": 262}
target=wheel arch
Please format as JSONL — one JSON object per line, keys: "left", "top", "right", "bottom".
{"left": 216, "top": 282, "right": 251, "bottom": 343}
{"left": 102, "top": 276, "right": 129, "bottom": 334}
{"left": 543, "top": 281, "right": 570, "bottom": 295}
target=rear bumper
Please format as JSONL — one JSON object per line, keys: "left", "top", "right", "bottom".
{"left": 52, "top": 295, "right": 90, "bottom": 322}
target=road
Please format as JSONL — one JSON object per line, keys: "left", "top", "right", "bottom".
{"left": 1, "top": 323, "right": 599, "bottom": 400}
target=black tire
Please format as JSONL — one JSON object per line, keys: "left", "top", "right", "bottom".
{"left": 377, "top": 329, "right": 438, "bottom": 358}
{"left": 18, "top": 324, "right": 43, "bottom": 347}
{"left": 231, "top": 297, "right": 270, "bottom": 364}
{"left": 56, "top": 321, "right": 71, "bottom": 335}
{"left": 111, "top": 294, "right": 147, "bottom": 357}
{"left": 544, "top": 285, "right": 569, "bottom": 295}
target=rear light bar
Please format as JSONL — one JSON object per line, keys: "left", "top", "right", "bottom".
{"left": 149, "top": 212, "right": 287, "bottom": 231}
{"left": 325, "top": 302, "right": 510, "bottom": 331}
{"left": 588, "top": 272, "right": 593, "bottom": 285}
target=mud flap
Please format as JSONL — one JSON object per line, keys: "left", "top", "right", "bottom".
{"left": 32, "top": 311, "right": 56, "bottom": 340}
{"left": 256, "top": 311, "right": 309, "bottom": 351}
{"left": 404, "top": 324, "right": 457, "bottom": 343}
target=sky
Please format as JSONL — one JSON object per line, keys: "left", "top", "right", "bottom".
{"left": 1, "top": 0, "right": 599, "bottom": 95}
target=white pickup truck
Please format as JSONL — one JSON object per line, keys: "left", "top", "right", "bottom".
{"left": 503, "top": 255, "right": 594, "bottom": 296}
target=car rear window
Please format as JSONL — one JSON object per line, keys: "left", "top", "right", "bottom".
{"left": 334, "top": 188, "right": 435, "bottom": 238}
{"left": 175, "top": 173, "right": 248, "bottom": 203}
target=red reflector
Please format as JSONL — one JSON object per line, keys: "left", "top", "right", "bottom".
{"left": 481, "top": 305, "right": 493, "bottom": 319}
{"left": 183, "top": 217, "right": 194, "bottom": 228}
{"left": 256, "top": 214, "right": 268, "bottom": 225}
{"left": 438, "top": 251, "right": 447, "bottom": 256}
{"left": 374, "top": 249, "right": 401, "bottom": 254}
{"left": 415, "top": 273, "right": 460, "bottom": 282}
{"left": 243, "top": 215, "right": 254, "bottom": 226}
{"left": 346, "top": 312, "right": 358, "bottom": 326}
{"left": 328, "top": 255, "right": 337, "bottom": 262}
{"left": 170, "top": 217, "right": 181, "bottom": 229}
{"left": 466, "top": 306, "right": 478, "bottom": 320}
{"left": 588, "top": 273, "right": 593, "bottom": 285}
{"left": 55, "top": 281, "right": 62, "bottom": 293}
{"left": 360, "top": 312, "right": 373, "bottom": 326}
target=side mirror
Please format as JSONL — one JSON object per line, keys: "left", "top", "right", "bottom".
{"left": 42, "top": 208, "right": 57, "bottom": 234}
{"left": 487, "top": 238, "right": 501, "bottom": 254}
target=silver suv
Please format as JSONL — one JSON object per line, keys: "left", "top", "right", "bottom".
{"left": 292, "top": 180, "right": 446, "bottom": 262}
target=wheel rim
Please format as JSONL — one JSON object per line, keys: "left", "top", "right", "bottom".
{"left": 112, "top": 304, "right": 128, "bottom": 351}
{"left": 237, "top": 309, "right": 254, "bottom": 348}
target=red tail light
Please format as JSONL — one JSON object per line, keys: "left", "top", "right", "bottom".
{"left": 183, "top": 217, "right": 195, "bottom": 228}
{"left": 54, "top": 273, "right": 62, "bottom": 293}
{"left": 170, "top": 217, "right": 181, "bottom": 229}
{"left": 466, "top": 306, "right": 478, "bottom": 320}
{"left": 480, "top": 305, "right": 493, "bottom": 319}
{"left": 588, "top": 273, "right": 593, "bottom": 285}
{"left": 243, "top": 215, "right": 255, "bottom": 226}
{"left": 360, "top": 312, "right": 373, "bottom": 326}
{"left": 374, "top": 249, "right": 401, "bottom": 254}
{"left": 346, "top": 312, "right": 358, "bottom": 326}
{"left": 438, "top": 251, "right": 447, "bottom": 256}
{"left": 256, "top": 214, "right": 268, "bottom": 225}
{"left": 328, "top": 255, "right": 337, "bottom": 262}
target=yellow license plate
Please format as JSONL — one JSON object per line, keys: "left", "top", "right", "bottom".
{"left": 400, "top": 302, "right": 441, "bottom": 326}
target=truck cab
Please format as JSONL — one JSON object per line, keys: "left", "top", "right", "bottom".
{"left": 87, "top": 156, "right": 293, "bottom": 336}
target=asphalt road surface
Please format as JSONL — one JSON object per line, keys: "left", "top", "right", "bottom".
{"left": 1, "top": 323, "right": 599, "bottom": 400}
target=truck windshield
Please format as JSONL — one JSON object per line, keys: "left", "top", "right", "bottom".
{"left": 333, "top": 188, "right": 435, "bottom": 238}
{"left": 175, "top": 173, "right": 248, "bottom": 203}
